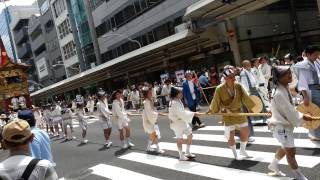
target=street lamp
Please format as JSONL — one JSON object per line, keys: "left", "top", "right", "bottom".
{"left": 102, "top": 33, "right": 142, "bottom": 49}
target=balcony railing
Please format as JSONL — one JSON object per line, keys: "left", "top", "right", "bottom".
{"left": 17, "top": 43, "right": 32, "bottom": 59}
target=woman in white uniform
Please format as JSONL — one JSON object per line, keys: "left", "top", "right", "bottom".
{"left": 96, "top": 90, "right": 113, "bottom": 147}
{"left": 268, "top": 65, "right": 312, "bottom": 180}
{"left": 76, "top": 101, "right": 88, "bottom": 144}
{"left": 112, "top": 90, "right": 134, "bottom": 149}
{"left": 168, "top": 87, "right": 197, "bottom": 161}
{"left": 142, "top": 87, "right": 164, "bottom": 153}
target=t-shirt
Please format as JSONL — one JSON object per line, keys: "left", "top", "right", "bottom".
{"left": 0, "top": 155, "right": 58, "bottom": 180}
{"left": 30, "top": 127, "right": 55, "bottom": 166}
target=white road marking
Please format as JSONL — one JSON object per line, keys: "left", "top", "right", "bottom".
{"left": 190, "top": 134, "right": 320, "bottom": 149}
{"left": 159, "top": 142, "right": 320, "bottom": 168}
{"left": 119, "top": 152, "right": 291, "bottom": 180}
{"left": 89, "top": 164, "right": 162, "bottom": 180}
{"left": 199, "top": 126, "right": 308, "bottom": 134}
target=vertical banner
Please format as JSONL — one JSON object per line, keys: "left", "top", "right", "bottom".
{"left": 175, "top": 70, "right": 185, "bottom": 83}
{"left": 0, "top": 38, "right": 8, "bottom": 67}
{"left": 160, "top": 73, "right": 169, "bottom": 83}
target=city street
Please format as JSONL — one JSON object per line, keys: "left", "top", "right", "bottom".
{"left": 2, "top": 111, "right": 319, "bottom": 180}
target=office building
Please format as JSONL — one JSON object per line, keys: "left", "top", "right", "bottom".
{"left": 0, "top": 6, "right": 17, "bottom": 61}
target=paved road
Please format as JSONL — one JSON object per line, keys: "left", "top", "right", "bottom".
{"left": 1, "top": 113, "right": 320, "bottom": 180}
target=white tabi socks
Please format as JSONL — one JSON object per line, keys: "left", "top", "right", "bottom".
{"left": 292, "top": 168, "right": 308, "bottom": 180}
{"left": 230, "top": 145, "right": 238, "bottom": 160}
{"left": 185, "top": 144, "right": 195, "bottom": 158}
{"left": 268, "top": 158, "right": 286, "bottom": 176}
{"left": 126, "top": 138, "right": 135, "bottom": 147}
{"left": 240, "top": 141, "right": 252, "bottom": 158}
{"left": 146, "top": 140, "right": 153, "bottom": 151}
{"left": 178, "top": 149, "right": 188, "bottom": 161}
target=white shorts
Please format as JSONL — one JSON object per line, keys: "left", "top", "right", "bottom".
{"left": 62, "top": 119, "right": 73, "bottom": 129}
{"left": 79, "top": 119, "right": 88, "bottom": 131}
{"left": 147, "top": 124, "right": 161, "bottom": 139}
{"left": 172, "top": 124, "right": 192, "bottom": 139}
{"left": 272, "top": 125, "right": 295, "bottom": 148}
{"left": 117, "top": 118, "right": 129, "bottom": 130}
{"left": 53, "top": 118, "right": 62, "bottom": 126}
{"left": 224, "top": 122, "right": 248, "bottom": 140}
{"left": 101, "top": 120, "right": 112, "bottom": 129}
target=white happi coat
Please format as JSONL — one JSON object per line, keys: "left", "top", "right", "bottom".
{"left": 240, "top": 69, "right": 257, "bottom": 93}
{"left": 112, "top": 99, "right": 129, "bottom": 123}
{"left": 268, "top": 85, "right": 303, "bottom": 130}
{"left": 11, "top": 97, "right": 19, "bottom": 110}
{"left": 51, "top": 106, "right": 62, "bottom": 123}
{"left": 168, "top": 99, "right": 194, "bottom": 132}
{"left": 86, "top": 99, "right": 95, "bottom": 113}
{"left": 142, "top": 99, "right": 158, "bottom": 133}
{"left": 259, "top": 63, "right": 272, "bottom": 83}
{"left": 96, "top": 100, "right": 112, "bottom": 122}
{"left": 252, "top": 67, "right": 270, "bottom": 106}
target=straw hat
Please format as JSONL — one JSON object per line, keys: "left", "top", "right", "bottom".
{"left": 249, "top": 95, "right": 263, "bottom": 113}
{"left": 0, "top": 114, "right": 7, "bottom": 119}
{"left": 297, "top": 102, "right": 320, "bottom": 129}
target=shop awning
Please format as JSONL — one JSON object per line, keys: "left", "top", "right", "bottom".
{"left": 30, "top": 30, "right": 198, "bottom": 98}
{"left": 184, "top": 0, "right": 279, "bottom": 21}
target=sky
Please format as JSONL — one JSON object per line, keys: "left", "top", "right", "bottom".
{"left": 0, "top": 0, "right": 36, "bottom": 12}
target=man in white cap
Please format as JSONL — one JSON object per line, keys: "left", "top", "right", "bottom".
{"left": 96, "top": 89, "right": 113, "bottom": 147}
{"left": 0, "top": 120, "right": 58, "bottom": 180}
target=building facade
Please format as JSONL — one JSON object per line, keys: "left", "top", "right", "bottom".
{"left": 10, "top": 5, "right": 39, "bottom": 82}
{"left": 50, "top": 0, "right": 81, "bottom": 77}
{"left": 235, "top": 0, "right": 320, "bottom": 59}
{"left": 0, "top": 6, "right": 17, "bottom": 61}
{"left": 35, "top": 0, "right": 66, "bottom": 86}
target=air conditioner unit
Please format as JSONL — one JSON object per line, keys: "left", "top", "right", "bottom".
{"left": 174, "top": 23, "right": 187, "bottom": 33}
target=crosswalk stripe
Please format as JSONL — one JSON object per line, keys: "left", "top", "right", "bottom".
{"left": 89, "top": 164, "right": 162, "bottom": 180}
{"left": 190, "top": 134, "right": 320, "bottom": 149}
{"left": 199, "top": 126, "right": 308, "bottom": 134}
{"left": 158, "top": 142, "right": 320, "bottom": 168}
{"left": 119, "top": 152, "right": 291, "bottom": 180}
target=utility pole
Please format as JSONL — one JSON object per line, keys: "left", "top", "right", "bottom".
{"left": 289, "top": 0, "right": 302, "bottom": 54}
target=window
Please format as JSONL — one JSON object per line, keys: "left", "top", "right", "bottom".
{"left": 62, "top": 41, "right": 77, "bottom": 60}
{"left": 53, "top": 0, "right": 66, "bottom": 17}
{"left": 40, "top": 0, "right": 49, "bottom": 15}
{"left": 90, "top": 0, "right": 106, "bottom": 10}
{"left": 96, "top": 0, "right": 165, "bottom": 37}
{"left": 58, "top": 18, "right": 72, "bottom": 39}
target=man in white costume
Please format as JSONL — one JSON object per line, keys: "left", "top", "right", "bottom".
{"left": 112, "top": 90, "right": 135, "bottom": 149}
{"left": 76, "top": 100, "right": 89, "bottom": 144}
{"left": 51, "top": 103, "right": 63, "bottom": 138}
{"left": 168, "top": 87, "right": 197, "bottom": 161}
{"left": 96, "top": 89, "right": 113, "bottom": 148}
{"left": 259, "top": 57, "right": 272, "bottom": 90}
{"left": 11, "top": 97, "right": 19, "bottom": 111}
{"left": 268, "top": 65, "right": 311, "bottom": 180}
{"left": 86, "top": 96, "right": 95, "bottom": 117}
{"left": 251, "top": 58, "right": 270, "bottom": 107}
{"left": 142, "top": 87, "right": 164, "bottom": 153}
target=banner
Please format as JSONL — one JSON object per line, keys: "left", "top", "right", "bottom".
{"left": 0, "top": 38, "right": 8, "bottom": 67}
{"left": 160, "top": 73, "right": 169, "bottom": 83}
{"left": 175, "top": 70, "right": 185, "bottom": 83}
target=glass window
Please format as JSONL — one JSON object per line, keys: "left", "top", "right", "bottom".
{"left": 134, "top": 1, "right": 142, "bottom": 13}
{"left": 123, "top": 5, "right": 136, "bottom": 20}
{"left": 140, "top": 0, "right": 147, "bottom": 10}
{"left": 40, "top": 0, "right": 49, "bottom": 15}
{"left": 115, "top": 11, "right": 125, "bottom": 26}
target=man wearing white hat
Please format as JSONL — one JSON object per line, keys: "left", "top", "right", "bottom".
{"left": 96, "top": 89, "right": 113, "bottom": 147}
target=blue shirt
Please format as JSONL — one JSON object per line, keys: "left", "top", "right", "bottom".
{"left": 30, "top": 127, "right": 55, "bottom": 166}
{"left": 199, "top": 75, "right": 209, "bottom": 86}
